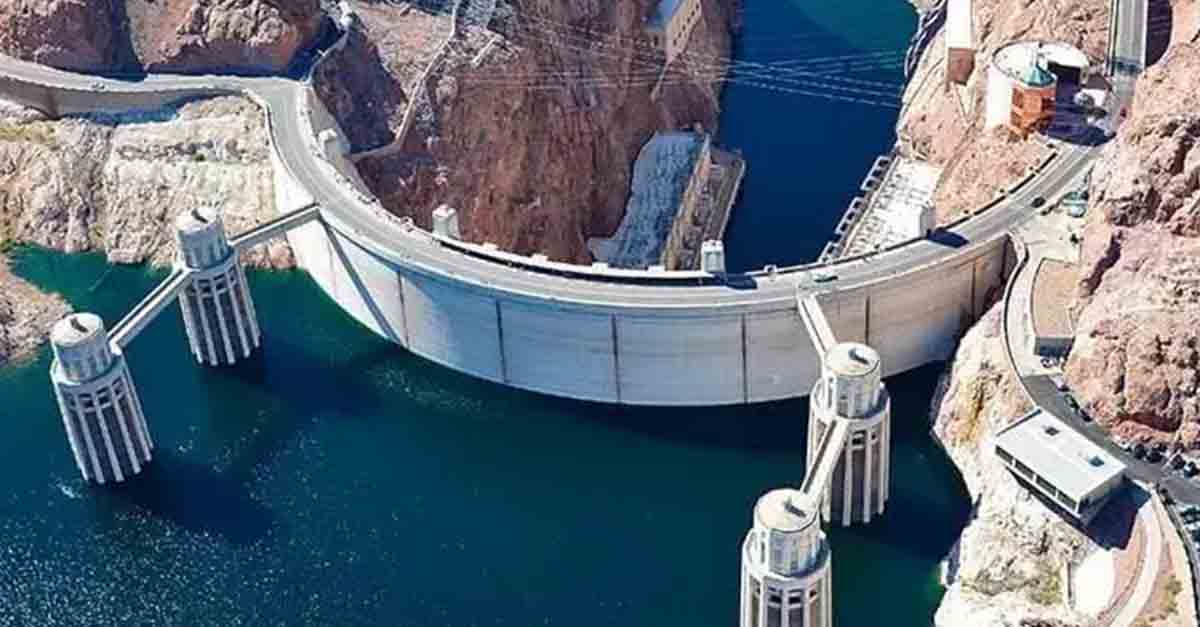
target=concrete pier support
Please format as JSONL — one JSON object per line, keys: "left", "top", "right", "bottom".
{"left": 807, "top": 342, "right": 891, "bottom": 527}
{"left": 49, "top": 313, "right": 154, "bottom": 484}
{"left": 740, "top": 489, "right": 833, "bottom": 627}
{"left": 175, "top": 207, "right": 261, "bottom": 366}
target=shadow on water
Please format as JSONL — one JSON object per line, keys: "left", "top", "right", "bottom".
{"left": 93, "top": 449, "right": 274, "bottom": 546}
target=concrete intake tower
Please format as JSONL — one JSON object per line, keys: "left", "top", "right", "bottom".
{"left": 807, "top": 342, "right": 891, "bottom": 526}
{"left": 740, "top": 489, "right": 833, "bottom": 627}
{"left": 175, "top": 207, "right": 261, "bottom": 366}
{"left": 50, "top": 314, "right": 154, "bottom": 484}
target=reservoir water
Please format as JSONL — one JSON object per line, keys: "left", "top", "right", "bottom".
{"left": 721, "top": 0, "right": 916, "bottom": 270}
{"left": 0, "top": 1, "right": 970, "bottom": 625}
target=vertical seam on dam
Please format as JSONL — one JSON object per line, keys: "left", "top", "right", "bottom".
{"left": 495, "top": 300, "right": 509, "bottom": 384}
{"left": 741, "top": 314, "right": 749, "bottom": 404}
{"left": 971, "top": 258, "right": 979, "bottom": 318}
{"left": 864, "top": 295, "right": 872, "bottom": 347}
{"left": 397, "top": 275, "right": 411, "bottom": 349}
{"left": 611, "top": 315, "right": 623, "bottom": 403}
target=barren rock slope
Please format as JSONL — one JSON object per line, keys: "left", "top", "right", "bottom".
{"left": 931, "top": 303, "right": 1089, "bottom": 626}
{"left": 318, "top": 0, "right": 733, "bottom": 263}
{"left": 0, "top": 96, "right": 291, "bottom": 269}
{"left": 1067, "top": 43, "right": 1200, "bottom": 447}
{"left": 0, "top": 0, "right": 322, "bottom": 74}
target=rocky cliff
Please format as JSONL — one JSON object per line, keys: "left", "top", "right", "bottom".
{"left": 898, "top": 0, "right": 1109, "bottom": 216}
{"left": 926, "top": 1, "right": 1200, "bottom": 623}
{"left": 0, "top": 0, "right": 118, "bottom": 71}
{"left": 317, "top": 0, "right": 732, "bottom": 263}
{"left": 931, "top": 303, "right": 1089, "bottom": 626}
{"left": 0, "top": 254, "right": 69, "bottom": 366}
{"left": 0, "top": 0, "right": 322, "bottom": 74}
{"left": 0, "top": 95, "right": 291, "bottom": 269}
{"left": 1066, "top": 42, "right": 1200, "bottom": 447}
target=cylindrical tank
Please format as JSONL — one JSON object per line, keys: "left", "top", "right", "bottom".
{"left": 740, "top": 489, "right": 833, "bottom": 627}
{"left": 49, "top": 313, "right": 154, "bottom": 484}
{"left": 175, "top": 207, "right": 261, "bottom": 366}
{"left": 807, "top": 342, "right": 891, "bottom": 526}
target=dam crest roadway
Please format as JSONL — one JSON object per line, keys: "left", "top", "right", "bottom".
{"left": 0, "top": 0, "right": 1146, "bottom": 406}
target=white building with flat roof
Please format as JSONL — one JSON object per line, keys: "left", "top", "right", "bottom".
{"left": 994, "top": 409, "right": 1126, "bottom": 523}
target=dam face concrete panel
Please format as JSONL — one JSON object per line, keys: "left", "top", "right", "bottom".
{"left": 869, "top": 238, "right": 1007, "bottom": 377}
{"left": 500, "top": 303, "right": 618, "bottom": 402}
{"left": 616, "top": 314, "right": 744, "bottom": 405}
{"left": 819, "top": 289, "right": 868, "bottom": 346}
{"left": 287, "top": 220, "right": 407, "bottom": 346}
{"left": 745, "top": 310, "right": 821, "bottom": 401}
{"left": 402, "top": 274, "right": 503, "bottom": 383}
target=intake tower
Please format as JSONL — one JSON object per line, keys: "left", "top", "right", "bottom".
{"left": 49, "top": 313, "right": 154, "bottom": 484}
{"left": 807, "top": 342, "right": 891, "bottom": 526}
{"left": 175, "top": 207, "right": 261, "bottom": 366}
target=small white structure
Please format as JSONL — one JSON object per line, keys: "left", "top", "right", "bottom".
{"left": 808, "top": 342, "right": 891, "bottom": 526}
{"left": 994, "top": 409, "right": 1126, "bottom": 522}
{"left": 49, "top": 313, "right": 154, "bottom": 484}
{"left": 945, "top": 0, "right": 975, "bottom": 84}
{"left": 986, "top": 41, "right": 1090, "bottom": 132}
{"left": 175, "top": 207, "right": 261, "bottom": 367}
{"left": 432, "top": 205, "right": 462, "bottom": 240}
{"left": 839, "top": 157, "right": 941, "bottom": 258}
{"left": 740, "top": 489, "right": 833, "bottom": 627}
{"left": 318, "top": 128, "right": 349, "bottom": 158}
{"left": 701, "top": 240, "right": 726, "bottom": 274}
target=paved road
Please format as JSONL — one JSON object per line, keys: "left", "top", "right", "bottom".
{"left": 0, "top": 0, "right": 1147, "bottom": 314}
{"left": 1025, "top": 375, "right": 1200, "bottom": 503}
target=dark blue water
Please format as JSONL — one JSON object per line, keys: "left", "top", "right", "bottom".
{"left": 0, "top": 2, "right": 969, "bottom": 625}
{"left": 721, "top": 0, "right": 914, "bottom": 271}
{"left": 0, "top": 245, "right": 967, "bottom": 625}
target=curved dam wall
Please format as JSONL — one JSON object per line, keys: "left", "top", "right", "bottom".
{"left": 0, "top": 63, "right": 1015, "bottom": 407}
{"left": 280, "top": 79, "right": 1013, "bottom": 405}
{"left": 283, "top": 210, "right": 1010, "bottom": 405}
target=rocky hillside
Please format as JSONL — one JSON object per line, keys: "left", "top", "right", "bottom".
{"left": 898, "top": 0, "right": 1109, "bottom": 216}
{"left": 0, "top": 0, "right": 117, "bottom": 71}
{"left": 0, "top": 96, "right": 291, "bottom": 269}
{"left": 0, "top": 254, "right": 69, "bottom": 366}
{"left": 0, "top": 0, "right": 322, "bottom": 74}
{"left": 317, "top": 0, "right": 733, "bottom": 263}
{"left": 931, "top": 303, "right": 1089, "bottom": 626}
{"left": 1066, "top": 42, "right": 1200, "bottom": 447}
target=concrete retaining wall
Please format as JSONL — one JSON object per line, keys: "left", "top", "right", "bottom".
{"left": 0, "top": 76, "right": 228, "bottom": 117}
{"left": 282, "top": 193, "right": 1011, "bottom": 405}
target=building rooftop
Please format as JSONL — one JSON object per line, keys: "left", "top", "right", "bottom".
{"left": 946, "top": 0, "right": 973, "bottom": 50}
{"left": 51, "top": 313, "right": 105, "bottom": 347}
{"left": 754, "top": 489, "right": 818, "bottom": 533}
{"left": 825, "top": 342, "right": 880, "bottom": 378}
{"left": 840, "top": 156, "right": 941, "bottom": 257}
{"left": 994, "top": 41, "right": 1089, "bottom": 87}
{"left": 587, "top": 131, "right": 704, "bottom": 269}
{"left": 995, "top": 409, "right": 1126, "bottom": 501}
{"left": 175, "top": 206, "right": 222, "bottom": 235}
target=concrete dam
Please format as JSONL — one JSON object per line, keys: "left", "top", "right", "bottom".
{"left": 0, "top": 0, "right": 1108, "bottom": 408}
